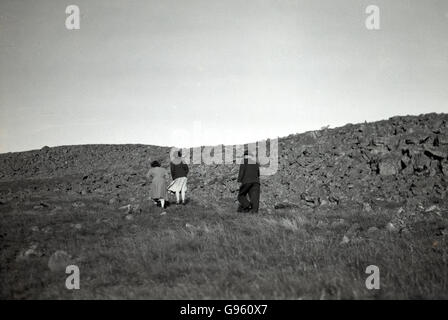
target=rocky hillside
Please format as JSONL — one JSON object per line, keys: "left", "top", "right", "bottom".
{"left": 1, "top": 113, "right": 447, "bottom": 213}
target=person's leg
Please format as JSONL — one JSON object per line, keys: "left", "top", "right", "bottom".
{"left": 181, "top": 188, "right": 186, "bottom": 204}
{"left": 248, "top": 183, "right": 260, "bottom": 213}
{"left": 181, "top": 178, "right": 187, "bottom": 204}
{"left": 175, "top": 191, "right": 180, "bottom": 204}
{"left": 237, "top": 183, "right": 251, "bottom": 211}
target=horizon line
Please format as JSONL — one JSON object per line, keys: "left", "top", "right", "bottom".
{"left": 1, "top": 111, "right": 446, "bottom": 155}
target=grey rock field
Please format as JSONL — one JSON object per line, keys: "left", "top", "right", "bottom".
{"left": 1, "top": 112, "right": 447, "bottom": 299}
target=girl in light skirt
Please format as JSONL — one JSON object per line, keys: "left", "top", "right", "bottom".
{"left": 168, "top": 150, "right": 189, "bottom": 205}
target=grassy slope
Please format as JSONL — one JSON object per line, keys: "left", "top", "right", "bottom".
{"left": 1, "top": 180, "right": 447, "bottom": 299}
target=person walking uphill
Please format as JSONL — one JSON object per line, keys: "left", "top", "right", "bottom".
{"left": 237, "top": 151, "right": 260, "bottom": 213}
{"left": 168, "top": 150, "right": 189, "bottom": 205}
{"left": 146, "top": 160, "right": 170, "bottom": 209}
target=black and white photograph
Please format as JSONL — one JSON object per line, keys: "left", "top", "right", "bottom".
{"left": 1, "top": 0, "right": 448, "bottom": 306}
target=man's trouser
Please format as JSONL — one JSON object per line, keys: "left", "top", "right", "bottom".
{"left": 237, "top": 182, "right": 260, "bottom": 212}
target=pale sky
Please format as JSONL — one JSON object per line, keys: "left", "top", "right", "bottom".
{"left": 1, "top": 0, "right": 447, "bottom": 153}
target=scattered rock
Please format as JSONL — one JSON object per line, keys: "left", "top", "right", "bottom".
{"left": 441, "top": 161, "right": 448, "bottom": 176}
{"left": 72, "top": 201, "right": 85, "bottom": 208}
{"left": 32, "top": 202, "right": 50, "bottom": 210}
{"left": 71, "top": 223, "right": 82, "bottom": 230}
{"left": 425, "top": 205, "right": 439, "bottom": 213}
{"left": 16, "top": 244, "right": 40, "bottom": 261}
{"left": 340, "top": 235, "right": 350, "bottom": 245}
{"left": 424, "top": 148, "right": 447, "bottom": 160}
{"left": 362, "top": 203, "right": 373, "bottom": 212}
{"left": 367, "top": 226, "right": 379, "bottom": 233}
{"left": 274, "top": 202, "right": 300, "bottom": 210}
{"left": 413, "top": 153, "right": 430, "bottom": 173}
{"left": 24, "top": 245, "right": 39, "bottom": 257}
{"left": 386, "top": 222, "right": 398, "bottom": 232}
{"left": 378, "top": 158, "right": 398, "bottom": 176}
{"left": 119, "top": 204, "right": 132, "bottom": 214}
{"left": 331, "top": 218, "right": 346, "bottom": 227}
{"left": 300, "top": 193, "right": 318, "bottom": 206}
{"left": 48, "top": 250, "right": 72, "bottom": 272}
{"left": 42, "top": 226, "right": 52, "bottom": 233}
{"left": 438, "top": 136, "right": 448, "bottom": 145}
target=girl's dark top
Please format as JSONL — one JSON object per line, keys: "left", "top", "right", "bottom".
{"left": 170, "top": 162, "right": 189, "bottom": 179}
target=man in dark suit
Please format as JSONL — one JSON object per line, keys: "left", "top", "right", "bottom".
{"left": 237, "top": 151, "right": 260, "bottom": 213}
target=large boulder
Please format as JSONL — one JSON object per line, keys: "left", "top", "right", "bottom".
{"left": 378, "top": 157, "right": 399, "bottom": 176}
{"left": 442, "top": 161, "right": 448, "bottom": 176}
